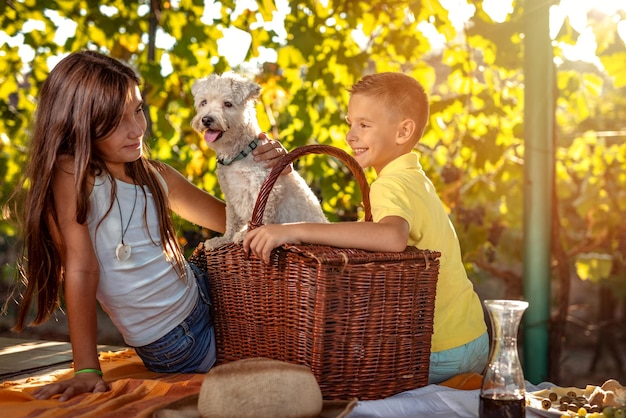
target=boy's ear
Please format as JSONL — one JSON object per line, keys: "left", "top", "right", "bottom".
{"left": 396, "top": 119, "right": 416, "bottom": 145}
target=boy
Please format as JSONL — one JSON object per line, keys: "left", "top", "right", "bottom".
{"left": 243, "top": 72, "right": 488, "bottom": 383}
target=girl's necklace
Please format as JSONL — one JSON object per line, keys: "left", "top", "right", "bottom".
{"left": 114, "top": 183, "right": 138, "bottom": 261}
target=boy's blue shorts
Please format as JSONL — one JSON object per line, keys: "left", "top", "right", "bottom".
{"left": 134, "top": 264, "right": 216, "bottom": 373}
{"left": 428, "top": 332, "right": 489, "bottom": 384}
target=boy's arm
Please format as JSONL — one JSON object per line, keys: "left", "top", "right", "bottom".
{"left": 243, "top": 216, "right": 409, "bottom": 263}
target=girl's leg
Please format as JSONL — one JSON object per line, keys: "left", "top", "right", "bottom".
{"left": 134, "top": 264, "right": 216, "bottom": 373}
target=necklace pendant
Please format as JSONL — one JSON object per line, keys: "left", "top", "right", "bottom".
{"left": 115, "top": 243, "right": 132, "bottom": 261}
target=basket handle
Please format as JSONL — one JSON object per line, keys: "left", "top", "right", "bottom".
{"left": 249, "top": 144, "right": 372, "bottom": 230}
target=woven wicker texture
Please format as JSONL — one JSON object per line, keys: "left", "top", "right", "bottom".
{"left": 189, "top": 144, "right": 440, "bottom": 400}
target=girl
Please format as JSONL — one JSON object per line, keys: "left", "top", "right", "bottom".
{"left": 10, "top": 50, "right": 286, "bottom": 401}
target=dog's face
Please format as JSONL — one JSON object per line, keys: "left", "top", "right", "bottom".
{"left": 191, "top": 72, "right": 261, "bottom": 150}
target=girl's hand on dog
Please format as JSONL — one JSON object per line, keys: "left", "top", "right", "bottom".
{"left": 253, "top": 132, "right": 292, "bottom": 174}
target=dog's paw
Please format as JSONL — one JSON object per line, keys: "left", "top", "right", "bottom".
{"left": 203, "top": 238, "right": 217, "bottom": 250}
{"left": 204, "top": 237, "right": 230, "bottom": 250}
{"left": 232, "top": 229, "right": 248, "bottom": 244}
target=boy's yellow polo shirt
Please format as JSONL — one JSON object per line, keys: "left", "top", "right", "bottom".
{"left": 370, "top": 152, "right": 486, "bottom": 353}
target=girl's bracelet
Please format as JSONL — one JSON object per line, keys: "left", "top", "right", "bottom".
{"left": 74, "top": 368, "right": 103, "bottom": 377}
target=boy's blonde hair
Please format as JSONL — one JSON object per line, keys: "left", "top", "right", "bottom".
{"left": 349, "top": 72, "right": 429, "bottom": 144}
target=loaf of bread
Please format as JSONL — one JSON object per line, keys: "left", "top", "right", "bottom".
{"left": 197, "top": 358, "right": 323, "bottom": 418}
{"left": 586, "top": 379, "right": 626, "bottom": 409}
{"left": 601, "top": 379, "right": 626, "bottom": 408}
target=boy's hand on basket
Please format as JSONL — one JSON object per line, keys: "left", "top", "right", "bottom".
{"left": 243, "top": 224, "right": 301, "bottom": 263}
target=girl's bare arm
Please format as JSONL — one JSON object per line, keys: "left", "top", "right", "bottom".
{"left": 161, "top": 139, "right": 288, "bottom": 233}
{"left": 32, "top": 157, "right": 108, "bottom": 401}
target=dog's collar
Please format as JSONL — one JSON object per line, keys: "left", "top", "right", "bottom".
{"left": 217, "top": 137, "right": 260, "bottom": 166}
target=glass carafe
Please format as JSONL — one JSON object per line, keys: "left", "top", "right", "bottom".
{"left": 479, "top": 299, "right": 529, "bottom": 418}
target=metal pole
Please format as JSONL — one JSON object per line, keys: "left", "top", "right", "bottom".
{"left": 522, "top": 0, "right": 553, "bottom": 384}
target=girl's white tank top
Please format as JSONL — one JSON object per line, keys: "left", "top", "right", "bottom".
{"left": 87, "top": 174, "right": 197, "bottom": 347}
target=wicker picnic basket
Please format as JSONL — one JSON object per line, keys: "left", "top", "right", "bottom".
{"left": 189, "top": 144, "right": 440, "bottom": 400}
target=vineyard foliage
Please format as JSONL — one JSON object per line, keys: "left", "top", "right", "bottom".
{"left": 1, "top": 0, "right": 625, "bottom": 296}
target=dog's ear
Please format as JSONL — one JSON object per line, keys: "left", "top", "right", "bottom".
{"left": 191, "top": 78, "right": 205, "bottom": 96}
{"left": 227, "top": 75, "right": 261, "bottom": 104}
{"left": 242, "top": 80, "right": 261, "bottom": 102}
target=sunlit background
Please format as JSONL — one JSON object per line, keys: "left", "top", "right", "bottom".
{"left": 0, "top": 0, "right": 625, "bottom": 389}
{"left": 3, "top": 0, "right": 625, "bottom": 73}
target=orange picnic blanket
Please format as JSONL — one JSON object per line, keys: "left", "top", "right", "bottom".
{"left": 0, "top": 348, "right": 483, "bottom": 417}
{"left": 0, "top": 349, "right": 205, "bottom": 418}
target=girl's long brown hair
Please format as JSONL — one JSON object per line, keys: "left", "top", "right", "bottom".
{"left": 10, "top": 50, "right": 186, "bottom": 331}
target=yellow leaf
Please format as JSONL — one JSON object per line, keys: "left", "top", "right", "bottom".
{"left": 575, "top": 254, "right": 613, "bottom": 282}
{"left": 258, "top": 0, "right": 277, "bottom": 22}
{"left": 600, "top": 52, "right": 626, "bottom": 88}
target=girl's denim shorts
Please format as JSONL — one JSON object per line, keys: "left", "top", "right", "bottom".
{"left": 134, "top": 264, "right": 216, "bottom": 373}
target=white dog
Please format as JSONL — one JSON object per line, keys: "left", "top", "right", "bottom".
{"left": 191, "top": 72, "right": 328, "bottom": 249}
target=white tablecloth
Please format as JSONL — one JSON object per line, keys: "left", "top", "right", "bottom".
{"left": 346, "top": 381, "right": 553, "bottom": 417}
